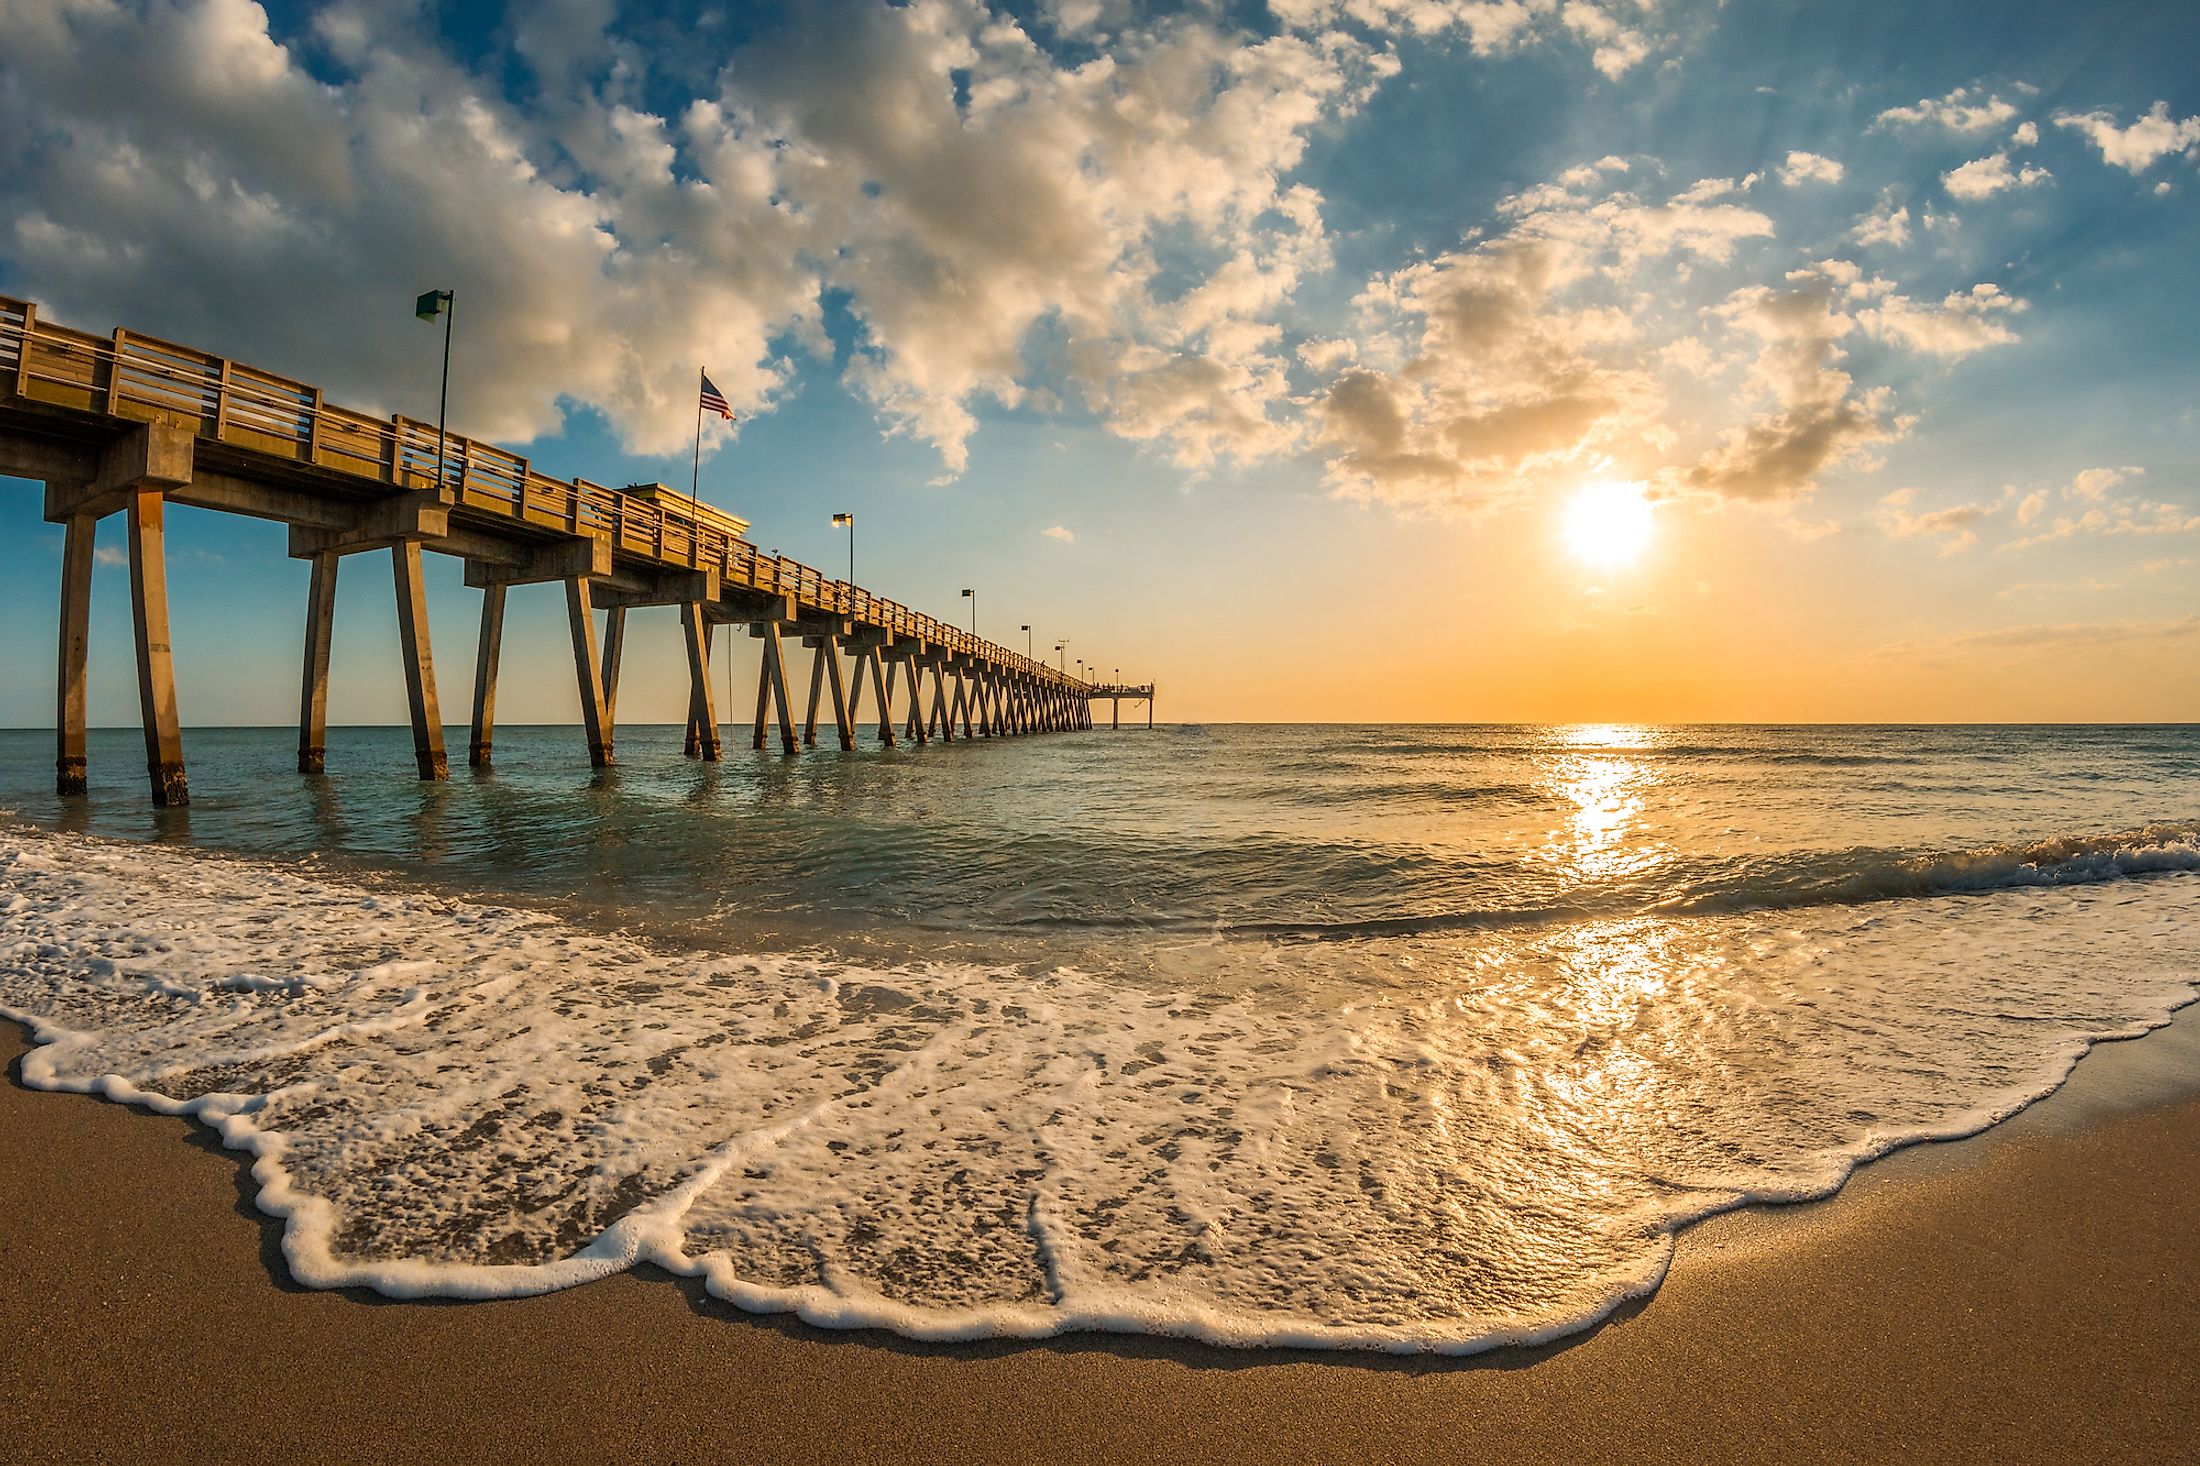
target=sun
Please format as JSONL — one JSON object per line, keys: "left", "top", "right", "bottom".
{"left": 1562, "top": 479, "right": 1654, "bottom": 570}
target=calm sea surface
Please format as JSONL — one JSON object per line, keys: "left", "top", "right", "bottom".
{"left": 3, "top": 723, "right": 2197, "bottom": 1350}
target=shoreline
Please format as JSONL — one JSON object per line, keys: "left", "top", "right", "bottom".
{"left": 4, "top": 1013, "right": 2197, "bottom": 1461}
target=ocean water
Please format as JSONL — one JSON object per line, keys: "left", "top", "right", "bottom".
{"left": 2, "top": 722, "right": 2198, "bottom": 1352}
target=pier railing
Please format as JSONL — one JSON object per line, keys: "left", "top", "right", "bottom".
{"left": 0, "top": 296, "right": 1072, "bottom": 687}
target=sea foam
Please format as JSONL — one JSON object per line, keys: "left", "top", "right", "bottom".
{"left": 3, "top": 824, "right": 2196, "bottom": 1352}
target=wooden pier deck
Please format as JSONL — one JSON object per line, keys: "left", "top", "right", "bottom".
{"left": 0, "top": 296, "right": 1123, "bottom": 805}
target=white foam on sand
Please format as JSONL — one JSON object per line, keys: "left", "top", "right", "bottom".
{"left": 3, "top": 824, "right": 2197, "bottom": 1353}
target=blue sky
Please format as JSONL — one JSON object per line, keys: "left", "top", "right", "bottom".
{"left": 2, "top": 0, "right": 2197, "bottom": 725}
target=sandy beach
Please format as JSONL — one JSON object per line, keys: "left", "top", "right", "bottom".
{"left": 3, "top": 1015, "right": 2195, "bottom": 1464}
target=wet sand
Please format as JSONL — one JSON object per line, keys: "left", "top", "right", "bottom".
{"left": 3, "top": 1018, "right": 2196, "bottom": 1464}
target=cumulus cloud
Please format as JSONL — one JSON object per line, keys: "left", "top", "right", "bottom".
{"left": 1316, "top": 170, "right": 1775, "bottom": 512}
{"left": 2069, "top": 466, "right": 2141, "bottom": 500}
{"left": 0, "top": 0, "right": 1384, "bottom": 477}
{"left": 1311, "top": 161, "right": 2026, "bottom": 515}
{"left": 1852, "top": 194, "right": 1912, "bottom": 248}
{"left": 1856, "top": 283, "right": 2025, "bottom": 357}
{"left": 1779, "top": 151, "right": 1845, "bottom": 186}
{"left": 1943, "top": 154, "right": 2052, "bottom": 200}
{"left": 1682, "top": 275, "right": 1908, "bottom": 503}
{"left": 2003, "top": 466, "right": 2199, "bottom": 549}
{"left": 1875, "top": 486, "right": 1996, "bottom": 555}
{"left": 2054, "top": 102, "right": 2200, "bottom": 173}
{"left": 1041, "top": 524, "right": 1075, "bottom": 542}
{"left": 1874, "top": 86, "right": 2023, "bottom": 134}
{"left": 1280, "top": 0, "right": 1667, "bottom": 76}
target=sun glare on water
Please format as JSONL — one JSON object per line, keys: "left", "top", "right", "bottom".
{"left": 1563, "top": 479, "right": 1654, "bottom": 570}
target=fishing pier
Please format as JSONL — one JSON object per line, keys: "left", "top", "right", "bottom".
{"left": 0, "top": 296, "right": 1138, "bottom": 806}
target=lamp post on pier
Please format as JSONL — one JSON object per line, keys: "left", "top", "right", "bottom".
{"left": 962, "top": 587, "right": 976, "bottom": 637}
{"left": 831, "top": 512, "right": 854, "bottom": 609}
{"left": 413, "top": 288, "right": 455, "bottom": 492}
{"left": 1055, "top": 640, "right": 1067, "bottom": 673}
{"left": 1021, "top": 624, "right": 1032, "bottom": 660}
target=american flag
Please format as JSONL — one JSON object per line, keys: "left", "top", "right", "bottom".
{"left": 699, "top": 372, "right": 733, "bottom": 421}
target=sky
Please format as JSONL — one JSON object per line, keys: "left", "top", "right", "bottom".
{"left": 1, "top": 0, "right": 2197, "bottom": 727}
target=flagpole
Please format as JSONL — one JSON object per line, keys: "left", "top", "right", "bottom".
{"left": 692, "top": 367, "right": 704, "bottom": 500}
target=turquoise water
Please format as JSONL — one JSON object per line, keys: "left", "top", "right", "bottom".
{"left": 3, "top": 723, "right": 2198, "bottom": 1349}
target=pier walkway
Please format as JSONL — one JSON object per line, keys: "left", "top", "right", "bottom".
{"left": 0, "top": 296, "right": 1126, "bottom": 806}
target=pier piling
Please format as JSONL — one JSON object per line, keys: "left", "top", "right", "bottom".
{"left": 469, "top": 583, "right": 505, "bottom": 768}
{"left": 55, "top": 513, "right": 92, "bottom": 795}
{"left": 298, "top": 552, "right": 338, "bottom": 774}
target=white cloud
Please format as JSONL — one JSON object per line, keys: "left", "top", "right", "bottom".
{"left": 1041, "top": 524, "right": 1075, "bottom": 542}
{"left": 2055, "top": 102, "right": 2200, "bottom": 173}
{"left": 2010, "top": 121, "right": 2039, "bottom": 147}
{"left": 2003, "top": 467, "right": 2199, "bottom": 549}
{"left": 1874, "top": 87, "right": 2022, "bottom": 134}
{"left": 1856, "top": 283, "right": 2025, "bottom": 358}
{"left": 1273, "top": 0, "right": 1667, "bottom": 75}
{"left": 1943, "top": 154, "right": 2052, "bottom": 200}
{"left": 1315, "top": 169, "right": 1779, "bottom": 513}
{"left": 2067, "top": 466, "right": 2141, "bottom": 500}
{"left": 1875, "top": 486, "right": 1995, "bottom": 555}
{"left": 0, "top": 0, "right": 1385, "bottom": 479}
{"left": 1560, "top": 2, "right": 1653, "bottom": 78}
{"left": 1852, "top": 194, "right": 1911, "bottom": 248}
{"left": 92, "top": 545, "right": 128, "bottom": 568}
{"left": 1779, "top": 151, "right": 1844, "bottom": 186}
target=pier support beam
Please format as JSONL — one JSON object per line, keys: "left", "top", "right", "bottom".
{"left": 297, "top": 552, "right": 338, "bottom": 774}
{"left": 128, "top": 491, "right": 190, "bottom": 806}
{"left": 750, "top": 620, "right": 799, "bottom": 754}
{"left": 469, "top": 583, "right": 505, "bottom": 768}
{"left": 928, "top": 658, "right": 953, "bottom": 741}
{"left": 600, "top": 606, "right": 626, "bottom": 733}
{"left": 47, "top": 423, "right": 197, "bottom": 804}
{"left": 846, "top": 640, "right": 896, "bottom": 749}
{"left": 564, "top": 577, "right": 615, "bottom": 768}
{"left": 682, "top": 604, "right": 721, "bottom": 761}
{"left": 391, "top": 541, "right": 449, "bottom": 780}
{"left": 803, "top": 635, "right": 854, "bottom": 750}
{"left": 55, "top": 514, "right": 92, "bottom": 795}
{"left": 884, "top": 646, "right": 929, "bottom": 745}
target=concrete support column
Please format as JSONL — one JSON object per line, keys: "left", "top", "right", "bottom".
{"left": 391, "top": 541, "right": 449, "bottom": 780}
{"left": 753, "top": 621, "right": 798, "bottom": 755}
{"left": 684, "top": 614, "right": 714, "bottom": 756}
{"left": 600, "top": 606, "right": 626, "bottom": 734}
{"left": 127, "top": 491, "right": 189, "bottom": 806}
{"left": 802, "top": 641, "right": 827, "bottom": 747}
{"left": 866, "top": 647, "right": 896, "bottom": 748}
{"left": 56, "top": 513, "right": 93, "bottom": 796}
{"left": 930, "top": 662, "right": 952, "bottom": 741}
{"left": 469, "top": 583, "right": 505, "bottom": 768}
{"left": 682, "top": 604, "right": 720, "bottom": 761}
{"left": 298, "top": 551, "right": 339, "bottom": 774}
{"left": 898, "top": 660, "right": 929, "bottom": 745}
{"left": 564, "top": 577, "right": 614, "bottom": 768}
{"left": 1112, "top": 696, "right": 1120, "bottom": 731}
{"left": 826, "top": 640, "right": 854, "bottom": 750}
